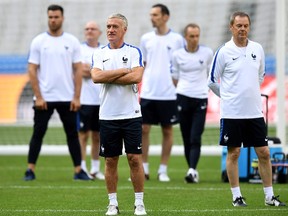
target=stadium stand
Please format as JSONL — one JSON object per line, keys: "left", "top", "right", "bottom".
{"left": 0, "top": 0, "right": 287, "bottom": 144}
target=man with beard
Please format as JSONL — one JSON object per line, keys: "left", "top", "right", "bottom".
{"left": 23, "top": 4, "right": 90, "bottom": 181}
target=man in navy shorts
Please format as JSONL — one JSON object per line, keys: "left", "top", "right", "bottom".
{"left": 91, "top": 13, "right": 147, "bottom": 216}
{"left": 208, "top": 11, "right": 285, "bottom": 207}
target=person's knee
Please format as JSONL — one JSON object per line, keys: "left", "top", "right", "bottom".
{"left": 256, "top": 147, "right": 270, "bottom": 161}
{"left": 127, "top": 154, "right": 141, "bottom": 168}
{"left": 227, "top": 147, "right": 240, "bottom": 161}
{"left": 142, "top": 125, "right": 150, "bottom": 135}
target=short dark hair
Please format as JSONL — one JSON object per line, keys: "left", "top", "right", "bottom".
{"left": 183, "top": 23, "right": 200, "bottom": 36}
{"left": 230, "top": 11, "right": 250, "bottom": 26}
{"left": 47, "top": 4, "right": 64, "bottom": 15}
{"left": 152, "top": 3, "right": 170, "bottom": 16}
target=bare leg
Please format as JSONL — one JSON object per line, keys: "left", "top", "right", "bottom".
{"left": 255, "top": 146, "right": 272, "bottom": 187}
{"left": 142, "top": 124, "right": 151, "bottom": 163}
{"left": 105, "top": 157, "right": 119, "bottom": 193}
{"left": 91, "top": 131, "right": 100, "bottom": 160}
{"left": 160, "top": 125, "right": 173, "bottom": 165}
{"left": 127, "top": 154, "right": 145, "bottom": 192}
{"left": 226, "top": 147, "right": 241, "bottom": 188}
{"left": 79, "top": 131, "right": 89, "bottom": 162}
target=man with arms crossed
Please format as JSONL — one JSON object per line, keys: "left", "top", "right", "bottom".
{"left": 208, "top": 11, "right": 285, "bottom": 207}
{"left": 140, "top": 3, "right": 184, "bottom": 182}
{"left": 91, "top": 13, "right": 146, "bottom": 215}
{"left": 79, "top": 21, "right": 104, "bottom": 180}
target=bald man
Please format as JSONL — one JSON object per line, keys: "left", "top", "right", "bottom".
{"left": 78, "top": 21, "right": 105, "bottom": 180}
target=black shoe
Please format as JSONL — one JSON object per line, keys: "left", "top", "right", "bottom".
{"left": 265, "top": 195, "right": 286, "bottom": 206}
{"left": 74, "top": 169, "right": 91, "bottom": 180}
{"left": 144, "top": 174, "right": 150, "bottom": 181}
{"left": 23, "top": 169, "right": 35, "bottom": 181}
{"left": 185, "top": 172, "right": 199, "bottom": 183}
{"left": 232, "top": 197, "right": 247, "bottom": 207}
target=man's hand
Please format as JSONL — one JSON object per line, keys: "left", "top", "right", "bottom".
{"left": 70, "top": 98, "right": 81, "bottom": 112}
{"left": 35, "top": 97, "right": 47, "bottom": 110}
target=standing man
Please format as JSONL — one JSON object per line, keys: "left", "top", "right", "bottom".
{"left": 139, "top": 3, "right": 184, "bottom": 182}
{"left": 91, "top": 13, "right": 147, "bottom": 215}
{"left": 23, "top": 4, "right": 90, "bottom": 181}
{"left": 78, "top": 21, "right": 104, "bottom": 180}
{"left": 172, "top": 23, "right": 213, "bottom": 183}
{"left": 208, "top": 11, "right": 285, "bottom": 207}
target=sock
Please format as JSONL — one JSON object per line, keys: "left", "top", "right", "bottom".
{"left": 158, "top": 164, "right": 167, "bottom": 174}
{"left": 263, "top": 186, "right": 274, "bottom": 200}
{"left": 108, "top": 193, "right": 118, "bottom": 206}
{"left": 187, "top": 168, "right": 196, "bottom": 175}
{"left": 81, "top": 160, "right": 87, "bottom": 172}
{"left": 143, "top": 163, "right": 149, "bottom": 175}
{"left": 134, "top": 192, "right": 144, "bottom": 206}
{"left": 91, "top": 159, "right": 100, "bottom": 173}
{"left": 231, "top": 187, "right": 242, "bottom": 201}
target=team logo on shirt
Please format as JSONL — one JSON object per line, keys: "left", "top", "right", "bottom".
{"left": 199, "top": 60, "right": 204, "bottom": 64}
{"left": 64, "top": 46, "right": 69, "bottom": 50}
{"left": 251, "top": 53, "right": 256, "bottom": 60}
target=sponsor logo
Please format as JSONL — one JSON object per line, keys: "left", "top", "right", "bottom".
{"left": 232, "top": 57, "right": 239, "bottom": 60}
{"left": 170, "top": 115, "right": 177, "bottom": 123}
{"left": 200, "top": 103, "right": 207, "bottom": 110}
{"left": 122, "top": 56, "right": 128, "bottom": 63}
{"left": 137, "top": 143, "right": 142, "bottom": 150}
{"left": 103, "top": 58, "right": 110, "bottom": 63}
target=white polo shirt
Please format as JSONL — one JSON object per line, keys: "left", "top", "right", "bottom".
{"left": 91, "top": 43, "right": 144, "bottom": 120}
{"left": 172, "top": 45, "right": 213, "bottom": 99}
{"left": 28, "top": 32, "right": 82, "bottom": 101}
{"left": 80, "top": 42, "right": 103, "bottom": 105}
{"left": 207, "top": 38, "right": 265, "bottom": 118}
{"left": 139, "top": 30, "right": 184, "bottom": 100}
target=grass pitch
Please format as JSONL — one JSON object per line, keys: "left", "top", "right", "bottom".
{"left": 0, "top": 155, "right": 287, "bottom": 216}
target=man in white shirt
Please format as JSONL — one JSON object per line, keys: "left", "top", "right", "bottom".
{"left": 23, "top": 4, "right": 90, "bottom": 181}
{"left": 91, "top": 13, "right": 147, "bottom": 216}
{"left": 208, "top": 11, "right": 285, "bottom": 207}
{"left": 172, "top": 23, "right": 213, "bottom": 183}
{"left": 78, "top": 21, "right": 104, "bottom": 180}
{"left": 139, "top": 3, "right": 184, "bottom": 182}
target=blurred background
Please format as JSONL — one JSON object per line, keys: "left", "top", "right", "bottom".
{"left": 0, "top": 0, "right": 287, "bottom": 148}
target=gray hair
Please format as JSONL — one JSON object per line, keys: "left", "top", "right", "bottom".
{"left": 108, "top": 13, "right": 128, "bottom": 28}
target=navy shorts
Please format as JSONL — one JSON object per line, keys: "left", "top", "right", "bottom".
{"left": 219, "top": 118, "right": 268, "bottom": 147}
{"left": 99, "top": 117, "right": 142, "bottom": 157}
{"left": 140, "top": 98, "right": 178, "bottom": 125}
{"left": 77, "top": 105, "right": 100, "bottom": 132}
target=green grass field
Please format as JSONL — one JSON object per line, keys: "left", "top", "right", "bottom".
{"left": 0, "top": 155, "right": 287, "bottom": 216}
{"left": 0, "top": 125, "right": 277, "bottom": 145}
